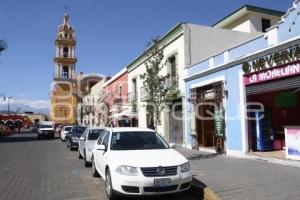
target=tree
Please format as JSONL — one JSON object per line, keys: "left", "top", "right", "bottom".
{"left": 0, "top": 40, "right": 7, "bottom": 53}
{"left": 140, "top": 38, "right": 170, "bottom": 131}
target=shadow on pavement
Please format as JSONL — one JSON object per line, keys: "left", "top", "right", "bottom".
{"left": 188, "top": 153, "right": 218, "bottom": 160}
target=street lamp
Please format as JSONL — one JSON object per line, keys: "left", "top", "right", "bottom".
{"left": 7, "top": 97, "right": 12, "bottom": 115}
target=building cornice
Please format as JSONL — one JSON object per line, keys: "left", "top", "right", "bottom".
{"left": 55, "top": 39, "right": 76, "bottom": 46}
{"left": 54, "top": 57, "right": 77, "bottom": 64}
{"left": 185, "top": 36, "right": 300, "bottom": 82}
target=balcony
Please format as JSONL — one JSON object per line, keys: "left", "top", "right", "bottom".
{"left": 54, "top": 57, "right": 77, "bottom": 64}
{"left": 166, "top": 75, "right": 180, "bottom": 101}
{"left": 128, "top": 92, "right": 138, "bottom": 113}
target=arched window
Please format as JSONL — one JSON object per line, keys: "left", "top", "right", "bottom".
{"left": 62, "top": 66, "right": 69, "bottom": 79}
{"left": 63, "top": 47, "right": 69, "bottom": 58}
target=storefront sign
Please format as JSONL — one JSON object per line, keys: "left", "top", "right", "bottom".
{"left": 242, "top": 44, "right": 300, "bottom": 74}
{"left": 285, "top": 127, "right": 300, "bottom": 160}
{"left": 244, "top": 62, "right": 300, "bottom": 85}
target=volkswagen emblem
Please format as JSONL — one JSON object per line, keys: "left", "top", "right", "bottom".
{"left": 157, "top": 166, "right": 165, "bottom": 176}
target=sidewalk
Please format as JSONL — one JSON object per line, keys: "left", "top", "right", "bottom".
{"left": 176, "top": 147, "right": 300, "bottom": 200}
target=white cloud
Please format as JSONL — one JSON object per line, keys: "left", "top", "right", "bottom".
{"left": 0, "top": 98, "right": 50, "bottom": 110}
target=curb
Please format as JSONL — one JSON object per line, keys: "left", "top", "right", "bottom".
{"left": 191, "top": 177, "right": 220, "bottom": 200}
{"left": 204, "top": 187, "right": 220, "bottom": 200}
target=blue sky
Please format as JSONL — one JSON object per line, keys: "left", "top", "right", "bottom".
{"left": 0, "top": 0, "right": 293, "bottom": 112}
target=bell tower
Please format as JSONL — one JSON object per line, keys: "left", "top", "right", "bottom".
{"left": 50, "top": 13, "right": 78, "bottom": 125}
{"left": 54, "top": 13, "right": 77, "bottom": 80}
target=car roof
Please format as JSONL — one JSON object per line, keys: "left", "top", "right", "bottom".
{"left": 107, "top": 127, "right": 155, "bottom": 133}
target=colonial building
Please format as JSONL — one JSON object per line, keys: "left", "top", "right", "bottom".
{"left": 184, "top": 1, "right": 300, "bottom": 159}
{"left": 79, "top": 77, "right": 109, "bottom": 126}
{"left": 213, "top": 5, "right": 284, "bottom": 33}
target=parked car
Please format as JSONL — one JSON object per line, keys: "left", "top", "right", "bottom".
{"left": 37, "top": 121, "right": 55, "bottom": 139}
{"left": 66, "top": 126, "right": 86, "bottom": 150}
{"left": 92, "top": 128, "right": 192, "bottom": 199}
{"left": 60, "top": 126, "right": 73, "bottom": 141}
{"left": 78, "top": 127, "right": 105, "bottom": 167}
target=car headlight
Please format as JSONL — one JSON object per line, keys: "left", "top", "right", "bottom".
{"left": 180, "top": 162, "right": 191, "bottom": 173}
{"left": 116, "top": 165, "right": 139, "bottom": 176}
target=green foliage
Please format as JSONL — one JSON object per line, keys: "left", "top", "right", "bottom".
{"left": 140, "top": 39, "right": 170, "bottom": 130}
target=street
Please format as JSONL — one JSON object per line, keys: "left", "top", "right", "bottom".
{"left": 0, "top": 133, "right": 201, "bottom": 200}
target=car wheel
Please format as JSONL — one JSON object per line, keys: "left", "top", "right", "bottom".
{"left": 69, "top": 141, "right": 73, "bottom": 151}
{"left": 84, "top": 151, "right": 91, "bottom": 167}
{"left": 78, "top": 148, "right": 83, "bottom": 159}
{"left": 92, "top": 158, "right": 100, "bottom": 177}
{"left": 105, "top": 168, "right": 117, "bottom": 200}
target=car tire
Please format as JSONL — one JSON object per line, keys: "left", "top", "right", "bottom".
{"left": 105, "top": 168, "right": 117, "bottom": 200}
{"left": 92, "top": 158, "right": 100, "bottom": 177}
{"left": 78, "top": 148, "right": 83, "bottom": 159}
{"left": 84, "top": 151, "right": 91, "bottom": 167}
{"left": 69, "top": 141, "right": 73, "bottom": 151}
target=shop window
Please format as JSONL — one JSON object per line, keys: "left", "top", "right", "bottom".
{"left": 261, "top": 18, "right": 271, "bottom": 33}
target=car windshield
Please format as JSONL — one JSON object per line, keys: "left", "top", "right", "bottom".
{"left": 72, "top": 126, "right": 86, "bottom": 137}
{"left": 39, "top": 125, "right": 53, "bottom": 129}
{"left": 64, "top": 127, "right": 72, "bottom": 131}
{"left": 88, "top": 129, "right": 104, "bottom": 140}
{"left": 111, "top": 131, "right": 169, "bottom": 150}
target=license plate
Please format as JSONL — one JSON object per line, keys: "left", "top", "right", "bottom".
{"left": 154, "top": 178, "right": 171, "bottom": 187}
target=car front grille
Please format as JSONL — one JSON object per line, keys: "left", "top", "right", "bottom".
{"left": 140, "top": 166, "right": 178, "bottom": 177}
{"left": 143, "top": 185, "right": 178, "bottom": 193}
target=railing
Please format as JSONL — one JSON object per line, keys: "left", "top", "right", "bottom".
{"left": 168, "top": 75, "right": 179, "bottom": 91}
{"left": 127, "top": 92, "right": 138, "bottom": 112}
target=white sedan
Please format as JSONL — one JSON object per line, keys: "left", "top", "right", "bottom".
{"left": 78, "top": 127, "right": 105, "bottom": 167}
{"left": 60, "top": 126, "right": 73, "bottom": 141}
{"left": 92, "top": 128, "right": 192, "bottom": 199}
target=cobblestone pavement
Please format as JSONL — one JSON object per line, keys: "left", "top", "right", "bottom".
{"left": 176, "top": 147, "right": 300, "bottom": 200}
{"left": 0, "top": 133, "right": 200, "bottom": 200}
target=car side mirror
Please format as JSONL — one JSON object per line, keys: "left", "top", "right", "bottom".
{"left": 97, "top": 144, "right": 106, "bottom": 151}
{"left": 170, "top": 143, "right": 176, "bottom": 148}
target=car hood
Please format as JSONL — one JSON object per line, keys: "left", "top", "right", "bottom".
{"left": 108, "top": 149, "right": 187, "bottom": 168}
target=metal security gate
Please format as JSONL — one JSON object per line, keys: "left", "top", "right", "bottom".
{"left": 246, "top": 76, "right": 300, "bottom": 95}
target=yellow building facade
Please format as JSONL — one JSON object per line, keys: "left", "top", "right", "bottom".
{"left": 50, "top": 13, "right": 78, "bottom": 125}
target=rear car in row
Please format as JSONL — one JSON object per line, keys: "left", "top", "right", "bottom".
{"left": 66, "top": 126, "right": 86, "bottom": 150}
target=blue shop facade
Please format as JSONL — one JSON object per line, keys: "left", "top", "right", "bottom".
{"left": 184, "top": 0, "right": 300, "bottom": 159}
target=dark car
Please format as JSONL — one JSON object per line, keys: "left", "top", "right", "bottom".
{"left": 66, "top": 126, "right": 86, "bottom": 151}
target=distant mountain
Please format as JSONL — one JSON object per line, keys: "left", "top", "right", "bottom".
{"left": 0, "top": 102, "right": 49, "bottom": 115}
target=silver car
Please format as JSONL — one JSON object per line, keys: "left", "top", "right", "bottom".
{"left": 78, "top": 127, "right": 105, "bottom": 167}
